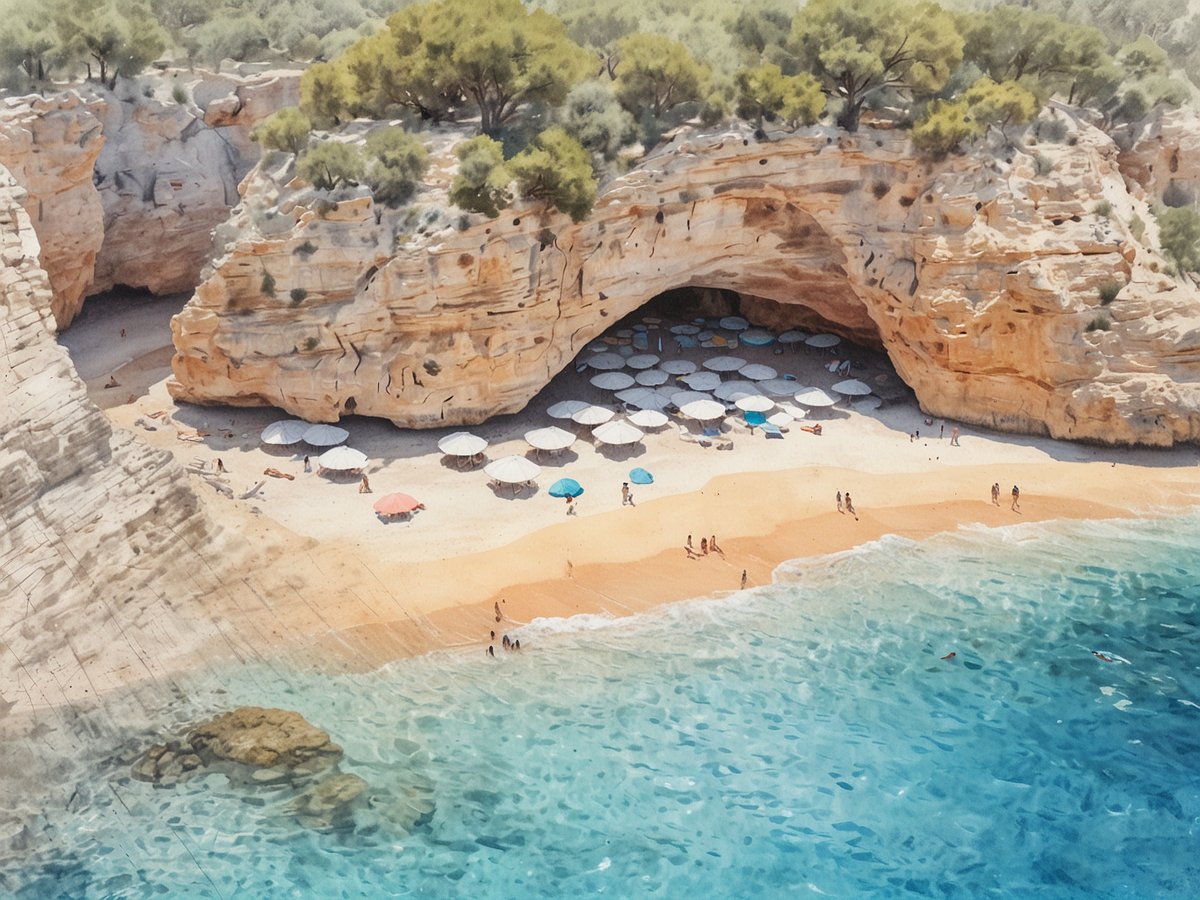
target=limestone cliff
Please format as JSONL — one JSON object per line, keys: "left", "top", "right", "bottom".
{"left": 1118, "top": 108, "right": 1200, "bottom": 207}
{"left": 171, "top": 119, "right": 1200, "bottom": 446}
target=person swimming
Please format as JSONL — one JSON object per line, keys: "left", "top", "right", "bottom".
{"left": 1092, "top": 650, "right": 1114, "bottom": 662}
{"left": 941, "top": 651, "right": 956, "bottom": 660}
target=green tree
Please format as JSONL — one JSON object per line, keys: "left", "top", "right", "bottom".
{"left": 1156, "top": 206, "right": 1200, "bottom": 274}
{"left": 62, "top": 0, "right": 167, "bottom": 87}
{"left": 300, "top": 61, "right": 352, "bottom": 129}
{"left": 734, "top": 63, "right": 825, "bottom": 129}
{"left": 790, "top": 0, "right": 963, "bottom": 132}
{"left": 252, "top": 107, "right": 312, "bottom": 154}
{"left": 613, "top": 32, "right": 709, "bottom": 118}
{"left": 184, "top": 13, "right": 269, "bottom": 68}
{"left": 363, "top": 127, "right": 429, "bottom": 206}
{"left": 0, "top": 0, "right": 66, "bottom": 85}
{"left": 962, "top": 77, "right": 1039, "bottom": 137}
{"left": 449, "top": 135, "right": 511, "bottom": 217}
{"left": 508, "top": 127, "right": 596, "bottom": 222}
{"left": 911, "top": 98, "right": 977, "bottom": 156}
{"left": 560, "top": 80, "right": 636, "bottom": 160}
{"left": 297, "top": 140, "right": 363, "bottom": 191}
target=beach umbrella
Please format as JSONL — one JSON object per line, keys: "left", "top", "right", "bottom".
{"left": 626, "top": 354, "right": 660, "bottom": 370}
{"left": 777, "top": 330, "right": 808, "bottom": 345}
{"left": 547, "top": 400, "right": 590, "bottom": 419}
{"left": 740, "top": 329, "right": 774, "bottom": 346}
{"left": 719, "top": 315, "right": 749, "bottom": 331}
{"left": 261, "top": 419, "right": 310, "bottom": 446}
{"left": 634, "top": 368, "right": 669, "bottom": 386}
{"left": 525, "top": 426, "right": 575, "bottom": 451}
{"left": 587, "top": 352, "right": 626, "bottom": 371}
{"left": 670, "top": 323, "right": 700, "bottom": 335}
{"left": 590, "top": 371, "right": 636, "bottom": 391}
{"left": 659, "top": 359, "right": 696, "bottom": 375}
{"left": 806, "top": 333, "right": 841, "bottom": 349}
{"left": 670, "top": 390, "right": 713, "bottom": 407}
{"left": 616, "top": 387, "right": 668, "bottom": 410}
{"left": 485, "top": 455, "right": 541, "bottom": 484}
{"left": 547, "top": 478, "right": 584, "bottom": 498}
{"left": 759, "top": 378, "right": 798, "bottom": 397}
{"left": 571, "top": 405, "right": 615, "bottom": 426}
{"left": 682, "top": 371, "right": 721, "bottom": 391}
{"left": 713, "top": 379, "right": 760, "bottom": 401}
{"left": 627, "top": 409, "right": 669, "bottom": 429}
{"left": 793, "top": 387, "right": 837, "bottom": 407}
{"left": 854, "top": 396, "right": 883, "bottom": 412}
{"left": 438, "top": 431, "right": 488, "bottom": 457}
{"left": 777, "top": 402, "right": 808, "bottom": 420}
{"left": 373, "top": 493, "right": 421, "bottom": 516}
{"left": 767, "top": 412, "right": 793, "bottom": 428}
{"left": 673, "top": 335, "right": 699, "bottom": 349}
{"left": 303, "top": 424, "right": 349, "bottom": 447}
{"left": 593, "top": 420, "right": 645, "bottom": 445}
{"left": 832, "top": 378, "right": 873, "bottom": 397}
{"left": 703, "top": 355, "right": 747, "bottom": 372}
{"left": 738, "top": 363, "right": 778, "bottom": 381}
{"left": 679, "top": 399, "right": 727, "bottom": 421}
{"left": 735, "top": 394, "right": 775, "bottom": 413}
{"left": 629, "top": 467, "right": 654, "bottom": 485}
{"left": 318, "top": 446, "right": 367, "bottom": 471}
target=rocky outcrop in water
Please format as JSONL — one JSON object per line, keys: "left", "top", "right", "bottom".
{"left": 170, "top": 117, "right": 1200, "bottom": 446}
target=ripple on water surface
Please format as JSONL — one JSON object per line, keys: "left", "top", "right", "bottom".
{"left": 10, "top": 515, "right": 1200, "bottom": 898}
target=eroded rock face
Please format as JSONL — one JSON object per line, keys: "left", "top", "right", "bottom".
{"left": 1118, "top": 108, "right": 1200, "bottom": 207}
{"left": 171, "top": 120, "right": 1200, "bottom": 446}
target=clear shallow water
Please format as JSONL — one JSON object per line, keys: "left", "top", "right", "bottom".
{"left": 9, "top": 515, "right": 1200, "bottom": 898}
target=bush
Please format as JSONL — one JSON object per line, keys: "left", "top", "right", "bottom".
{"left": 261, "top": 272, "right": 276, "bottom": 297}
{"left": 1155, "top": 205, "right": 1200, "bottom": 274}
{"left": 1093, "top": 201, "right": 1112, "bottom": 219}
{"left": 290, "top": 288, "right": 308, "bottom": 304}
{"left": 1085, "top": 316, "right": 1110, "bottom": 332}
{"left": 297, "top": 140, "right": 363, "bottom": 191}
{"left": 1098, "top": 281, "right": 1120, "bottom": 305}
{"left": 171, "top": 83, "right": 188, "bottom": 105}
{"left": 302, "top": 336, "right": 319, "bottom": 351}
{"left": 1129, "top": 213, "right": 1146, "bottom": 242}
{"left": 449, "top": 135, "right": 511, "bottom": 218}
{"left": 293, "top": 240, "right": 318, "bottom": 256}
{"left": 508, "top": 127, "right": 597, "bottom": 222}
{"left": 252, "top": 107, "right": 312, "bottom": 155}
{"left": 561, "top": 80, "right": 636, "bottom": 161}
{"left": 363, "top": 128, "right": 429, "bottom": 206}
{"left": 911, "top": 100, "right": 977, "bottom": 157}
{"left": 1034, "top": 154, "right": 1054, "bottom": 176}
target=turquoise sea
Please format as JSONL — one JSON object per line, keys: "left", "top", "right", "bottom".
{"left": 7, "top": 514, "right": 1200, "bottom": 898}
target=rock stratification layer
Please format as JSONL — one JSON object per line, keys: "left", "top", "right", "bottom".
{"left": 171, "top": 121, "right": 1200, "bottom": 445}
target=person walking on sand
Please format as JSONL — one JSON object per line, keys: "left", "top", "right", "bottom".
{"left": 565, "top": 495, "right": 575, "bottom": 515}
{"left": 837, "top": 491, "right": 844, "bottom": 514}
{"left": 215, "top": 458, "right": 225, "bottom": 473}
{"left": 845, "top": 492, "right": 857, "bottom": 519}
{"left": 740, "top": 569, "right": 748, "bottom": 589}
{"left": 687, "top": 534, "right": 693, "bottom": 551}
{"left": 939, "top": 423, "right": 944, "bottom": 440}
{"left": 359, "top": 474, "right": 371, "bottom": 493}
{"left": 950, "top": 426, "right": 960, "bottom": 446}
{"left": 700, "top": 537, "right": 708, "bottom": 555}
{"left": 991, "top": 482, "right": 1000, "bottom": 505}
{"left": 303, "top": 455, "right": 311, "bottom": 473}
{"left": 621, "top": 482, "right": 632, "bottom": 506}
{"left": 1011, "top": 485, "right": 1021, "bottom": 511}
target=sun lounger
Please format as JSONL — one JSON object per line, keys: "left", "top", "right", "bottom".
{"left": 763, "top": 424, "right": 784, "bottom": 439}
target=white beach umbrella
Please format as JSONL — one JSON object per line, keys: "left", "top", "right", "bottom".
{"left": 670, "top": 390, "right": 713, "bottom": 407}
{"left": 547, "top": 400, "right": 590, "bottom": 419}
{"left": 794, "top": 387, "right": 837, "bottom": 407}
{"left": 593, "top": 420, "right": 646, "bottom": 446}
{"left": 735, "top": 394, "right": 775, "bottom": 413}
{"left": 626, "top": 354, "right": 660, "bottom": 370}
{"left": 703, "top": 355, "right": 747, "bottom": 372}
{"left": 670, "top": 323, "right": 700, "bottom": 335}
{"left": 777, "top": 330, "right": 808, "bottom": 345}
{"left": 832, "top": 378, "right": 873, "bottom": 397}
{"left": 738, "top": 363, "right": 778, "bottom": 381}
{"left": 713, "top": 380, "right": 760, "bottom": 401}
{"left": 616, "top": 387, "right": 672, "bottom": 411}
{"left": 659, "top": 359, "right": 697, "bottom": 375}
{"left": 740, "top": 328, "right": 774, "bottom": 346}
{"left": 590, "top": 371, "right": 636, "bottom": 391}
{"left": 571, "top": 405, "right": 616, "bottom": 426}
{"left": 438, "top": 431, "right": 488, "bottom": 457}
{"left": 304, "top": 424, "right": 349, "bottom": 447}
{"left": 767, "top": 411, "right": 793, "bottom": 428}
{"left": 758, "top": 378, "right": 799, "bottom": 397}
{"left": 587, "top": 352, "right": 627, "bottom": 371}
{"left": 806, "top": 333, "right": 841, "bottom": 349}
{"left": 485, "top": 455, "right": 541, "bottom": 484}
{"left": 317, "top": 446, "right": 367, "bottom": 470}
{"left": 524, "top": 425, "right": 576, "bottom": 451}
{"left": 261, "top": 419, "right": 309, "bottom": 446}
{"left": 853, "top": 396, "right": 883, "bottom": 412}
{"left": 680, "top": 399, "right": 727, "bottom": 421}
{"left": 627, "top": 409, "right": 669, "bottom": 429}
{"left": 634, "top": 368, "right": 669, "bottom": 386}
{"left": 682, "top": 371, "right": 721, "bottom": 391}
{"left": 719, "top": 316, "right": 749, "bottom": 331}
{"left": 777, "top": 402, "right": 808, "bottom": 420}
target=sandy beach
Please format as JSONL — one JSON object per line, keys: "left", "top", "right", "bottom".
{"left": 60, "top": 292, "right": 1200, "bottom": 677}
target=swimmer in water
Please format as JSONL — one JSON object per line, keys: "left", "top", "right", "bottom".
{"left": 941, "top": 651, "right": 956, "bottom": 660}
{"left": 1092, "top": 651, "right": 1114, "bottom": 662}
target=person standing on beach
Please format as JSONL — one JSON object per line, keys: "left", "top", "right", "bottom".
{"left": 700, "top": 537, "right": 708, "bottom": 555}
{"left": 1011, "top": 485, "right": 1021, "bottom": 511}
{"left": 740, "top": 570, "right": 748, "bottom": 589}
{"left": 303, "top": 455, "right": 311, "bottom": 472}
{"left": 359, "top": 474, "right": 371, "bottom": 493}
{"left": 845, "top": 492, "right": 857, "bottom": 519}
{"left": 950, "top": 426, "right": 960, "bottom": 446}
{"left": 991, "top": 482, "right": 1000, "bottom": 505}
{"left": 565, "top": 495, "right": 575, "bottom": 515}
{"left": 939, "top": 423, "right": 944, "bottom": 440}
{"left": 687, "top": 534, "right": 693, "bottom": 551}
{"left": 836, "top": 491, "right": 844, "bottom": 513}
{"left": 621, "top": 482, "right": 632, "bottom": 506}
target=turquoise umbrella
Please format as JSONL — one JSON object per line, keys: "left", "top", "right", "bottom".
{"left": 548, "top": 478, "right": 584, "bottom": 498}
{"left": 629, "top": 468, "right": 654, "bottom": 485}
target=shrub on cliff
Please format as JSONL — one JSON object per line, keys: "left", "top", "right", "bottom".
{"left": 252, "top": 108, "right": 312, "bottom": 155}
{"left": 560, "top": 81, "right": 636, "bottom": 161}
{"left": 449, "top": 136, "right": 511, "bottom": 218}
{"left": 911, "top": 100, "right": 978, "bottom": 156}
{"left": 734, "top": 63, "right": 825, "bottom": 129}
{"left": 1155, "top": 205, "right": 1200, "bottom": 275}
{"left": 297, "top": 140, "right": 363, "bottom": 191}
{"left": 508, "top": 127, "right": 597, "bottom": 222}
{"left": 613, "top": 33, "right": 709, "bottom": 120}
{"left": 363, "top": 127, "right": 429, "bottom": 206}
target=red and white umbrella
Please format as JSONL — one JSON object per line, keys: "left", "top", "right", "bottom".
{"left": 373, "top": 493, "right": 421, "bottom": 516}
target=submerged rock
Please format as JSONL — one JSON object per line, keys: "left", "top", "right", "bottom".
{"left": 286, "top": 773, "right": 368, "bottom": 830}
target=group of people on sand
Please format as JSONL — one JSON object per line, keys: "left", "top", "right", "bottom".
{"left": 991, "top": 482, "right": 1021, "bottom": 511}
{"left": 835, "top": 490, "right": 857, "bottom": 520}
{"left": 685, "top": 534, "right": 721, "bottom": 559}
{"left": 487, "top": 600, "right": 524, "bottom": 657}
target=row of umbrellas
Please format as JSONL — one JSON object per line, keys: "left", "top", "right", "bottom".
{"left": 547, "top": 467, "right": 654, "bottom": 499}
{"left": 261, "top": 420, "right": 349, "bottom": 447}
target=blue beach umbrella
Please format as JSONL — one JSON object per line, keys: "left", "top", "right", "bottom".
{"left": 629, "top": 468, "right": 654, "bottom": 485}
{"left": 548, "top": 478, "right": 585, "bottom": 498}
